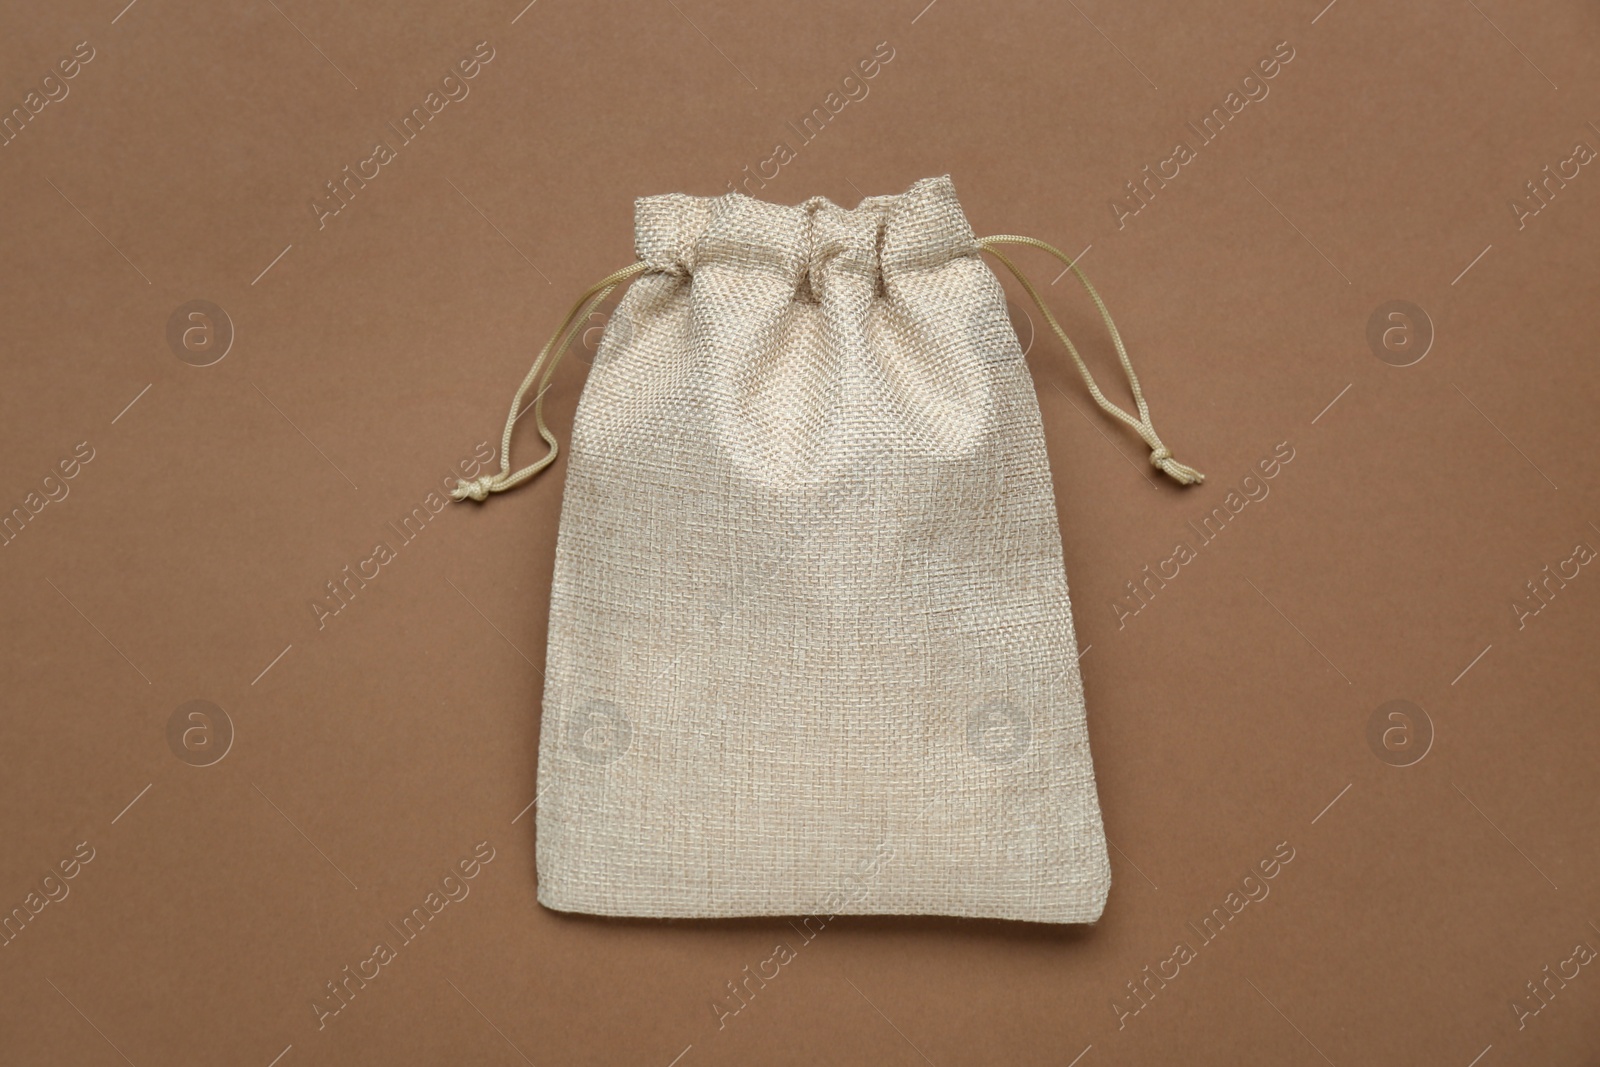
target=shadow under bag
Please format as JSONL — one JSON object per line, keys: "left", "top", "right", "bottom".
{"left": 454, "top": 175, "right": 1203, "bottom": 923}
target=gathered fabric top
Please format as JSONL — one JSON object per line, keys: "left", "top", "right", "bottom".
{"left": 633, "top": 174, "right": 979, "bottom": 293}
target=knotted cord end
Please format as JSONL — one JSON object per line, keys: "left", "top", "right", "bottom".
{"left": 451, "top": 475, "right": 500, "bottom": 502}
{"left": 1148, "top": 446, "right": 1204, "bottom": 486}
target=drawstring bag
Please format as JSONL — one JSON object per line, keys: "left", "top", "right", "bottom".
{"left": 455, "top": 175, "right": 1201, "bottom": 924}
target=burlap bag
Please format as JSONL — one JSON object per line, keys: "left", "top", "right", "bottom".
{"left": 455, "top": 175, "right": 1202, "bottom": 923}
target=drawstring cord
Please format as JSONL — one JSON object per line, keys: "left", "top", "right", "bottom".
{"left": 455, "top": 234, "right": 1201, "bottom": 501}
{"left": 978, "top": 234, "right": 1204, "bottom": 486}
{"left": 452, "top": 260, "right": 649, "bottom": 502}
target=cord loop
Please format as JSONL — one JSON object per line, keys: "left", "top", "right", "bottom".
{"left": 977, "top": 234, "right": 1203, "bottom": 487}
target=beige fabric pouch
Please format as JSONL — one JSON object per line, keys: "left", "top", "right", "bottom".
{"left": 454, "top": 175, "right": 1201, "bottom": 923}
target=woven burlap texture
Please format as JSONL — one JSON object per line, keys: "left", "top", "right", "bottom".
{"left": 536, "top": 175, "right": 1111, "bottom": 923}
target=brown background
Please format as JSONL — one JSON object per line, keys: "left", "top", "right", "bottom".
{"left": 2, "top": 0, "right": 1598, "bottom": 1063}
